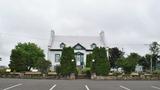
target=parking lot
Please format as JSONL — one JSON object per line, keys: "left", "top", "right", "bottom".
{"left": 0, "top": 78, "right": 160, "bottom": 90}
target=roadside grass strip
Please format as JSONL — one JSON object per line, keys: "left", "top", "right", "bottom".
{"left": 152, "top": 86, "right": 160, "bottom": 90}
{"left": 49, "top": 84, "right": 56, "bottom": 90}
{"left": 85, "top": 85, "right": 90, "bottom": 90}
{"left": 120, "top": 85, "right": 131, "bottom": 90}
{"left": 3, "top": 83, "right": 22, "bottom": 90}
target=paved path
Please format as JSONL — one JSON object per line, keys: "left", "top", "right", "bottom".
{"left": 0, "top": 78, "right": 160, "bottom": 90}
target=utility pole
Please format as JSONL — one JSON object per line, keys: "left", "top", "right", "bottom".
{"left": 150, "top": 55, "right": 153, "bottom": 73}
{"left": 143, "top": 44, "right": 153, "bottom": 73}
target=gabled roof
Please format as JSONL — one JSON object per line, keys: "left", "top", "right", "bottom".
{"left": 73, "top": 43, "right": 86, "bottom": 50}
{"left": 48, "top": 31, "right": 106, "bottom": 50}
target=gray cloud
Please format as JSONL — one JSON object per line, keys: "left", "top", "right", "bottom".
{"left": 0, "top": 0, "right": 160, "bottom": 66}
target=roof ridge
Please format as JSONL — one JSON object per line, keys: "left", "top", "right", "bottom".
{"left": 55, "top": 35, "right": 99, "bottom": 37}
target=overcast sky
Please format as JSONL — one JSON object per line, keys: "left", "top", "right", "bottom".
{"left": 0, "top": 0, "right": 160, "bottom": 66}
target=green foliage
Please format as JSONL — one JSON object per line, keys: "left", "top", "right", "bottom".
{"left": 77, "top": 67, "right": 91, "bottom": 74}
{"left": 153, "top": 69, "right": 160, "bottom": 75}
{"left": 0, "top": 68, "right": 6, "bottom": 74}
{"left": 138, "top": 54, "right": 151, "bottom": 71}
{"left": 81, "top": 68, "right": 91, "bottom": 74}
{"left": 92, "top": 47, "right": 110, "bottom": 76}
{"left": 36, "top": 60, "right": 51, "bottom": 74}
{"left": 149, "top": 42, "right": 160, "bottom": 55}
{"left": 86, "top": 54, "right": 93, "bottom": 67}
{"left": 60, "top": 47, "right": 77, "bottom": 76}
{"left": 116, "top": 53, "right": 141, "bottom": 74}
{"left": 109, "top": 47, "right": 124, "bottom": 68}
{"left": 81, "top": 68, "right": 91, "bottom": 77}
{"left": 149, "top": 41, "right": 160, "bottom": 70}
{"left": 9, "top": 42, "right": 46, "bottom": 72}
{"left": 55, "top": 66, "right": 61, "bottom": 76}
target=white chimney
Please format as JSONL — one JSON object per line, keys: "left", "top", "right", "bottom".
{"left": 100, "top": 31, "right": 106, "bottom": 47}
{"left": 48, "top": 30, "right": 55, "bottom": 48}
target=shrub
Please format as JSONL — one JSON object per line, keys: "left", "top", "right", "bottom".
{"left": 0, "top": 69, "right": 6, "bottom": 74}
{"left": 92, "top": 47, "right": 110, "bottom": 76}
{"left": 153, "top": 69, "right": 160, "bottom": 75}
{"left": 55, "top": 66, "right": 61, "bottom": 76}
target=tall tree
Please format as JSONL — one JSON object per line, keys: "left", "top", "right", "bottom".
{"left": 60, "top": 47, "right": 77, "bottom": 76}
{"left": 116, "top": 53, "right": 141, "bottom": 74}
{"left": 149, "top": 42, "right": 160, "bottom": 69}
{"left": 86, "top": 53, "right": 93, "bottom": 68}
{"left": 138, "top": 54, "right": 151, "bottom": 71}
{"left": 92, "top": 47, "right": 110, "bottom": 76}
{"left": 109, "top": 47, "right": 124, "bottom": 68}
{"left": 9, "top": 42, "right": 45, "bottom": 72}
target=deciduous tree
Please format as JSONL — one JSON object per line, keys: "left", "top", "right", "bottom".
{"left": 149, "top": 42, "right": 160, "bottom": 70}
{"left": 116, "top": 53, "right": 141, "bottom": 74}
{"left": 109, "top": 47, "right": 124, "bottom": 68}
{"left": 9, "top": 42, "right": 46, "bottom": 72}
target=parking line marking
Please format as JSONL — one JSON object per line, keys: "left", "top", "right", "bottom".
{"left": 152, "top": 86, "right": 160, "bottom": 89}
{"left": 3, "top": 83, "right": 22, "bottom": 90}
{"left": 49, "top": 84, "right": 56, "bottom": 90}
{"left": 120, "top": 85, "right": 131, "bottom": 90}
{"left": 85, "top": 85, "right": 90, "bottom": 90}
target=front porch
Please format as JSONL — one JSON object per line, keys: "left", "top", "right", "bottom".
{"left": 75, "top": 52, "right": 85, "bottom": 69}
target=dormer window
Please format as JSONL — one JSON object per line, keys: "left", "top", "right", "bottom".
{"left": 60, "top": 43, "right": 65, "bottom": 48}
{"left": 91, "top": 43, "right": 97, "bottom": 49}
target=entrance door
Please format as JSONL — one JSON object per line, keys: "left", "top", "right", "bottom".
{"left": 75, "top": 52, "right": 84, "bottom": 67}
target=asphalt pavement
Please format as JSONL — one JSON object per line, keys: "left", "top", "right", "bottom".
{"left": 0, "top": 78, "right": 160, "bottom": 90}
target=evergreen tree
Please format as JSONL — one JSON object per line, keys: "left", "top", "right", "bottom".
{"left": 60, "top": 47, "right": 77, "bottom": 76}
{"left": 86, "top": 53, "right": 93, "bottom": 68}
{"left": 92, "top": 47, "right": 110, "bottom": 76}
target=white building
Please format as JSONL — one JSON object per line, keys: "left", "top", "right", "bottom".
{"left": 135, "top": 64, "right": 143, "bottom": 72}
{"left": 48, "top": 30, "right": 106, "bottom": 71}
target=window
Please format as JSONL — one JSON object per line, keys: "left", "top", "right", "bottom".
{"left": 75, "top": 45, "right": 82, "bottom": 49}
{"left": 60, "top": 43, "right": 65, "bottom": 48}
{"left": 55, "top": 54, "right": 60, "bottom": 62}
{"left": 91, "top": 43, "right": 97, "bottom": 48}
{"left": 74, "top": 43, "right": 86, "bottom": 50}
